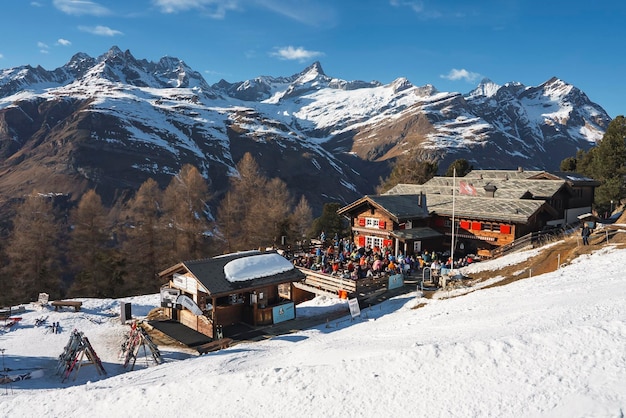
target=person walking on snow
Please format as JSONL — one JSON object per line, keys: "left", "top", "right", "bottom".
{"left": 581, "top": 225, "right": 591, "bottom": 245}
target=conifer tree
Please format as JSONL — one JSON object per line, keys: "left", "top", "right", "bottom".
{"left": 121, "top": 178, "right": 164, "bottom": 294}
{"left": 68, "top": 189, "right": 123, "bottom": 297}
{"left": 444, "top": 159, "right": 473, "bottom": 177}
{"left": 589, "top": 116, "right": 626, "bottom": 213}
{"left": 377, "top": 149, "right": 439, "bottom": 193}
{"left": 3, "top": 194, "right": 63, "bottom": 303}
{"left": 217, "top": 153, "right": 267, "bottom": 251}
{"left": 310, "top": 202, "right": 346, "bottom": 240}
{"left": 161, "top": 164, "right": 211, "bottom": 262}
{"left": 291, "top": 195, "right": 313, "bottom": 243}
{"left": 217, "top": 153, "right": 295, "bottom": 252}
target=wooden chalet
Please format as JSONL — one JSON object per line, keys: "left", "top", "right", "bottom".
{"left": 158, "top": 251, "right": 306, "bottom": 339}
{"left": 463, "top": 169, "right": 599, "bottom": 225}
{"left": 341, "top": 168, "right": 598, "bottom": 257}
{"left": 336, "top": 193, "right": 444, "bottom": 256}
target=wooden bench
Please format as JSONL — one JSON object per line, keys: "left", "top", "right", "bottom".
{"left": 51, "top": 300, "right": 83, "bottom": 312}
{"left": 196, "top": 338, "right": 233, "bottom": 354}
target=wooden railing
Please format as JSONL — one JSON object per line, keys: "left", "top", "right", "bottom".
{"left": 489, "top": 224, "right": 574, "bottom": 259}
{"left": 298, "top": 268, "right": 393, "bottom": 297}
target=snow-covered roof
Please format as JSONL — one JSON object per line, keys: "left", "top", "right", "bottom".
{"left": 224, "top": 253, "right": 296, "bottom": 282}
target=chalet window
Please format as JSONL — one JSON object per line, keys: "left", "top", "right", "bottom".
{"left": 365, "top": 217, "right": 380, "bottom": 228}
{"left": 365, "top": 236, "right": 384, "bottom": 248}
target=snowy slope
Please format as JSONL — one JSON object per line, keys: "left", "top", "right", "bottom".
{"left": 0, "top": 234, "right": 625, "bottom": 417}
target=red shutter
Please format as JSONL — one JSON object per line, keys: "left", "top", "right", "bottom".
{"left": 358, "top": 236, "right": 365, "bottom": 247}
{"left": 383, "top": 239, "right": 393, "bottom": 247}
{"left": 471, "top": 222, "right": 482, "bottom": 231}
{"left": 460, "top": 220, "right": 470, "bottom": 229}
{"left": 358, "top": 218, "right": 366, "bottom": 226}
{"left": 500, "top": 224, "right": 511, "bottom": 234}
{"left": 379, "top": 220, "right": 386, "bottom": 229}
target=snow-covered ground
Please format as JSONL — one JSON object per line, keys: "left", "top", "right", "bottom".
{"left": 0, "top": 240, "right": 625, "bottom": 417}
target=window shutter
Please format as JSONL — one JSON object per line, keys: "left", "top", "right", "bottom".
{"left": 379, "top": 220, "right": 386, "bottom": 229}
{"left": 471, "top": 222, "right": 482, "bottom": 231}
{"left": 460, "top": 220, "right": 470, "bottom": 229}
{"left": 500, "top": 224, "right": 511, "bottom": 234}
{"left": 358, "top": 218, "right": 366, "bottom": 227}
{"left": 358, "top": 236, "right": 365, "bottom": 247}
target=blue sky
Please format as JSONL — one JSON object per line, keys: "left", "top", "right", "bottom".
{"left": 1, "top": 0, "right": 624, "bottom": 118}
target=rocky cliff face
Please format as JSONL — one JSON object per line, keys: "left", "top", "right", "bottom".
{"left": 0, "top": 46, "right": 611, "bottom": 215}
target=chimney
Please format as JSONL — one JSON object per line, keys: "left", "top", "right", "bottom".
{"left": 518, "top": 167, "right": 524, "bottom": 173}
{"left": 418, "top": 192, "right": 427, "bottom": 209}
{"left": 484, "top": 184, "right": 497, "bottom": 198}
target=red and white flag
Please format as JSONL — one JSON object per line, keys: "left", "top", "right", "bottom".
{"left": 459, "top": 181, "right": 478, "bottom": 196}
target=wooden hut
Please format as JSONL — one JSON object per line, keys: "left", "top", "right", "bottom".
{"left": 158, "top": 251, "right": 305, "bottom": 339}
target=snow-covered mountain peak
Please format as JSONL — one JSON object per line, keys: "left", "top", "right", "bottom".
{"left": 540, "top": 76, "right": 574, "bottom": 99}
{"left": 291, "top": 61, "right": 330, "bottom": 86}
{"left": 389, "top": 77, "right": 413, "bottom": 93}
{"left": 468, "top": 78, "right": 501, "bottom": 98}
{"left": 0, "top": 46, "right": 613, "bottom": 217}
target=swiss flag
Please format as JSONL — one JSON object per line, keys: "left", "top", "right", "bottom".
{"left": 459, "top": 181, "right": 478, "bottom": 196}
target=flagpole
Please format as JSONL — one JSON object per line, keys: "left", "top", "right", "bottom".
{"left": 451, "top": 167, "right": 455, "bottom": 276}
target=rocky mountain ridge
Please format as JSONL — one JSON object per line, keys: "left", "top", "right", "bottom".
{"left": 0, "top": 46, "right": 611, "bottom": 216}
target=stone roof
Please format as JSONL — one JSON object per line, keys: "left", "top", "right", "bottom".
{"left": 388, "top": 176, "right": 571, "bottom": 200}
{"left": 337, "top": 194, "right": 429, "bottom": 222}
{"left": 424, "top": 194, "right": 551, "bottom": 223}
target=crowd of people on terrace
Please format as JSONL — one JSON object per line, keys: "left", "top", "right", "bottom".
{"left": 292, "top": 232, "right": 476, "bottom": 281}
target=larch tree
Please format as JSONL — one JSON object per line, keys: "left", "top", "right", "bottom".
{"left": 3, "top": 194, "right": 64, "bottom": 304}
{"left": 161, "top": 164, "right": 211, "bottom": 263}
{"left": 290, "top": 195, "right": 313, "bottom": 244}
{"left": 259, "top": 177, "right": 293, "bottom": 247}
{"left": 377, "top": 149, "right": 439, "bottom": 193}
{"left": 68, "top": 189, "right": 123, "bottom": 297}
{"left": 217, "top": 153, "right": 267, "bottom": 252}
{"left": 121, "top": 178, "right": 165, "bottom": 294}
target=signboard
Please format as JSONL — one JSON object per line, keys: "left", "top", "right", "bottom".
{"left": 173, "top": 273, "right": 197, "bottom": 295}
{"left": 348, "top": 298, "right": 361, "bottom": 319}
{"left": 388, "top": 274, "right": 404, "bottom": 290}
{"left": 272, "top": 302, "right": 295, "bottom": 324}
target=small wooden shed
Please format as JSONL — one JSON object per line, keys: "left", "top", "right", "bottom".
{"left": 158, "top": 251, "right": 305, "bottom": 339}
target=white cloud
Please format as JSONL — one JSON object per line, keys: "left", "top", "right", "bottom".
{"left": 53, "top": 0, "right": 111, "bottom": 16}
{"left": 255, "top": 0, "right": 337, "bottom": 26}
{"left": 57, "top": 38, "right": 72, "bottom": 46}
{"left": 30, "top": 1, "right": 43, "bottom": 6}
{"left": 271, "top": 46, "right": 323, "bottom": 62}
{"left": 78, "top": 25, "right": 124, "bottom": 36}
{"left": 390, "top": 0, "right": 424, "bottom": 13}
{"left": 390, "top": 0, "right": 443, "bottom": 19}
{"left": 153, "top": 0, "right": 239, "bottom": 18}
{"left": 440, "top": 68, "right": 482, "bottom": 83}
{"left": 37, "top": 41, "right": 49, "bottom": 50}
{"left": 0, "top": 53, "right": 4, "bottom": 60}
